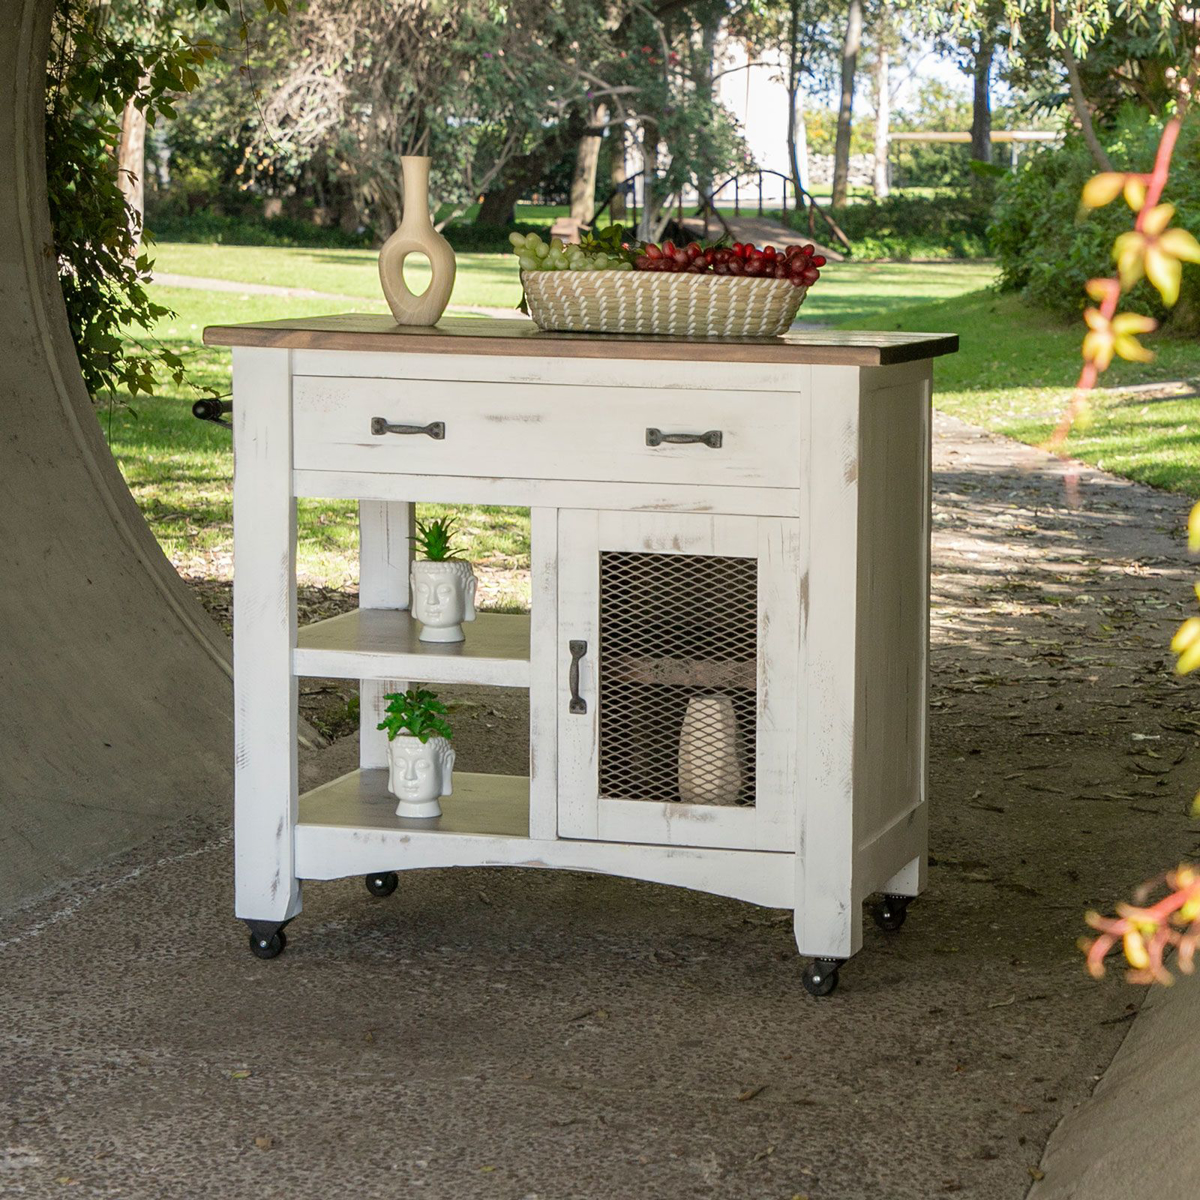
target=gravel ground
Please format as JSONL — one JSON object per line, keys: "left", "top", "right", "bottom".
{"left": 2, "top": 412, "right": 1198, "bottom": 1199}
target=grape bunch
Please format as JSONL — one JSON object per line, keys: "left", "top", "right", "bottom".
{"left": 509, "top": 231, "right": 633, "bottom": 273}
{"left": 634, "top": 239, "right": 824, "bottom": 288}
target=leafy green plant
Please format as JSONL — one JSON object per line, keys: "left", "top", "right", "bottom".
{"left": 412, "top": 516, "right": 464, "bottom": 562}
{"left": 989, "top": 108, "right": 1200, "bottom": 331}
{"left": 46, "top": 0, "right": 284, "bottom": 403}
{"left": 377, "top": 689, "right": 453, "bottom": 744}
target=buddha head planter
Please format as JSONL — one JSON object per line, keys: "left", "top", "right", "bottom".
{"left": 377, "top": 688, "right": 455, "bottom": 819}
{"left": 387, "top": 734, "right": 455, "bottom": 819}
{"left": 411, "top": 559, "right": 477, "bottom": 643}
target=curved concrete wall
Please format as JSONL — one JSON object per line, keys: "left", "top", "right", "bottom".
{"left": 0, "top": 0, "right": 238, "bottom": 908}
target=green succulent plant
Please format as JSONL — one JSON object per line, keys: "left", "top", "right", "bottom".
{"left": 412, "top": 516, "right": 464, "bottom": 562}
{"left": 377, "top": 689, "right": 454, "bottom": 744}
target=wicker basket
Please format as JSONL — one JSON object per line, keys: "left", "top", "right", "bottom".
{"left": 521, "top": 270, "right": 807, "bottom": 338}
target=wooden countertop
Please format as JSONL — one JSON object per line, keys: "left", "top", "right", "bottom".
{"left": 203, "top": 314, "right": 958, "bottom": 367}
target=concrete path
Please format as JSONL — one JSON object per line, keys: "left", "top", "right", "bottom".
{"left": 2, "top": 414, "right": 1198, "bottom": 1198}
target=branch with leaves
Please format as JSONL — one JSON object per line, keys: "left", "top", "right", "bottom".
{"left": 1072, "top": 99, "right": 1200, "bottom": 985}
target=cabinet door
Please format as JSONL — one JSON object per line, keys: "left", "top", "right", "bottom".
{"left": 557, "top": 510, "right": 799, "bottom": 852}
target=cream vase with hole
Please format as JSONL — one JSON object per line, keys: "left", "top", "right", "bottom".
{"left": 378, "top": 156, "right": 456, "bottom": 327}
{"left": 387, "top": 734, "right": 455, "bottom": 819}
{"left": 677, "top": 694, "right": 742, "bottom": 805}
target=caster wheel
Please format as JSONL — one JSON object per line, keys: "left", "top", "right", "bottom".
{"left": 365, "top": 871, "right": 399, "bottom": 898}
{"left": 249, "top": 929, "right": 287, "bottom": 960}
{"left": 802, "top": 959, "right": 840, "bottom": 997}
{"left": 872, "top": 895, "right": 910, "bottom": 933}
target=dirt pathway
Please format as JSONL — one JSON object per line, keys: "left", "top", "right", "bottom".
{"left": 1, "top": 413, "right": 1198, "bottom": 1199}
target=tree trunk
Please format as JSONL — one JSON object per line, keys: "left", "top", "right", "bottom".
{"left": 695, "top": 17, "right": 718, "bottom": 212}
{"left": 610, "top": 122, "right": 627, "bottom": 220}
{"left": 831, "top": 0, "right": 863, "bottom": 208}
{"left": 970, "top": 35, "right": 994, "bottom": 163}
{"left": 787, "top": 0, "right": 802, "bottom": 197}
{"left": 569, "top": 103, "right": 607, "bottom": 225}
{"left": 477, "top": 184, "right": 521, "bottom": 226}
{"left": 638, "top": 118, "right": 659, "bottom": 243}
{"left": 873, "top": 46, "right": 890, "bottom": 199}
{"left": 1063, "top": 43, "right": 1113, "bottom": 172}
{"left": 117, "top": 91, "right": 147, "bottom": 232}
{"left": 476, "top": 113, "right": 588, "bottom": 227}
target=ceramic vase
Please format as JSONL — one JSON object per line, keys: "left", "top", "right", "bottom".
{"left": 410, "top": 559, "right": 478, "bottom": 643}
{"left": 387, "top": 734, "right": 455, "bottom": 819}
{"left": 677, "top": 694, "right": 742, "bottom": 806}
{"left": 378, "top": 156, "right": 457, "bottom": 326}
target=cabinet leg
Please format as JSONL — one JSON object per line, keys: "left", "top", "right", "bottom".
{"left": 881, "top": 852, "right": 924, "bottom": 899}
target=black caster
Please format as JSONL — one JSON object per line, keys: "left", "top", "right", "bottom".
{"left": 248, "top": 928, "right": 287, "bottom": 959}
{"left": 802, "top": 958, "right": 841, "bottom": 997}
{"left": 871, "top": 894, "right": 911, "bottom": 933}
{"left": 365, "top": 871, "right": 399, "bottom": 898}
{"left": 245, "top": 918, "right": 291, "bottom": 960}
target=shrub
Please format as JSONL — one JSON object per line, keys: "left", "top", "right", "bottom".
{"left": 989, "top": 108, "right": 1200, "bottom": 331}
{"left": 783, "top": 192, "right": 993, "bottom": 260}
{"left": 145, "top": 207, "right": 376, "bottom": 249}
{"left": 442, "top": 222, "right": 551, "bottom": 253}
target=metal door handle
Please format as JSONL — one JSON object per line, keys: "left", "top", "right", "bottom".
{"left": 568, "top": 640, "right": 588, "bottom": 714}
{"left": 646, "top": 427, "right": 723, "bottom": 449}
{"left": 371, "top": 417, "right": 446, "bottom": 439}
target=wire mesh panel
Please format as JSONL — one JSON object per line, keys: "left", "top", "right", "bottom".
{"left": 597, "top": 551, "right": 758, "bottom": 807}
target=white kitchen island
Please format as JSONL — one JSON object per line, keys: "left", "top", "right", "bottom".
{"left": 204, "top": 314, "right": 957, "bottom": 996}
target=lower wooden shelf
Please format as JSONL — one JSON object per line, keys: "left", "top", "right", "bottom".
{"left": 299, "top": 768, "right": 530, "bottom": 840}
{"left": 293, "top": 768, "right": 794, "bottom": 908}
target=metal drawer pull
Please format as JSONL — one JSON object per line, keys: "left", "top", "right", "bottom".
{"left": 645, "top": 427, "right": 723, "bottom": 449}
{"left": 568, "top": 640, "right": 588, "bottom": 714}
{"left": 370, "top": 417, "right": 446, "bottom": 440}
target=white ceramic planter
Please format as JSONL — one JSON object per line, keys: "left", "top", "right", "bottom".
{"left": 387, "top": 734, "right": 455, "bottom": 819}
{"left": 677, "top": 693, "right": 742, "bottom": 805}
{"left": 378, "top": 155, "right": 457, "bottom": 327}
{"left": 411, "top": 559, "right": 477, "bottom": 643}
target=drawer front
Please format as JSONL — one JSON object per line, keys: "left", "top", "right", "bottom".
{"left": 292, "top": 377, "right": 802, "bottom": 489}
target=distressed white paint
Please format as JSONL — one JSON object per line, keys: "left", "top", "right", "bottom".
{"left": 557, "top": 509, "right": 798, "bottom": 853}
{"left": 357, "top": 500, "right": 414, "bottom": 772}
{"left": 293, "top": 351, "right": 810, "bottom": 395}
{"left": 292, "top": 376, "right": 803, "bottom": 489}
{"left": 295, "top": 770, "right": 794, "bottom": 908}
{"left": 231, "top": 340, "right": 937, "bottom": 964}
{"left": 294, "top": 470, "right": 802, "bottom": 518}
{"left": 232, "top": 347, "right": 301, "bottom": 923}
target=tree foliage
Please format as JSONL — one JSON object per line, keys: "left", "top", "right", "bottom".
{"left": 46, "top": 0, "right": 281, "bottom": 401}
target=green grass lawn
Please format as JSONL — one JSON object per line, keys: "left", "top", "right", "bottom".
{"left": 152, "top": 243, "right": 524, "bottom": 309}
{"left": 836, "top": 289, "right": 1200, "bottom": 494}
{"left": 104, "top": 249, "right": 1200, "bottom": 596}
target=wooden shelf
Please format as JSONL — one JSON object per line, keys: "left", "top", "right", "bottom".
{"left": 293, "top": 608, "right": 530, "bottom": 687}
{"left": 299, "top": 768, "right": 529, "bottom": 838}
{"left": 292, "top": 768, "right": 795, "bottom": 909}
{"left": 295, "top": 769, "right": 532, "bottom": 880}
{"left": 606, "top": 652, "right": 756, "bottom": 690}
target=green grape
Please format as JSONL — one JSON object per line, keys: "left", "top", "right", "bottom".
{"left": 508, "top": 231, "right": 527, "bottom": 250}
{"left": 517, "top": 254, "right": 540, "bottom": 271}
{"left": 525, "top": 233, "right": 543, "bottom": 249}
